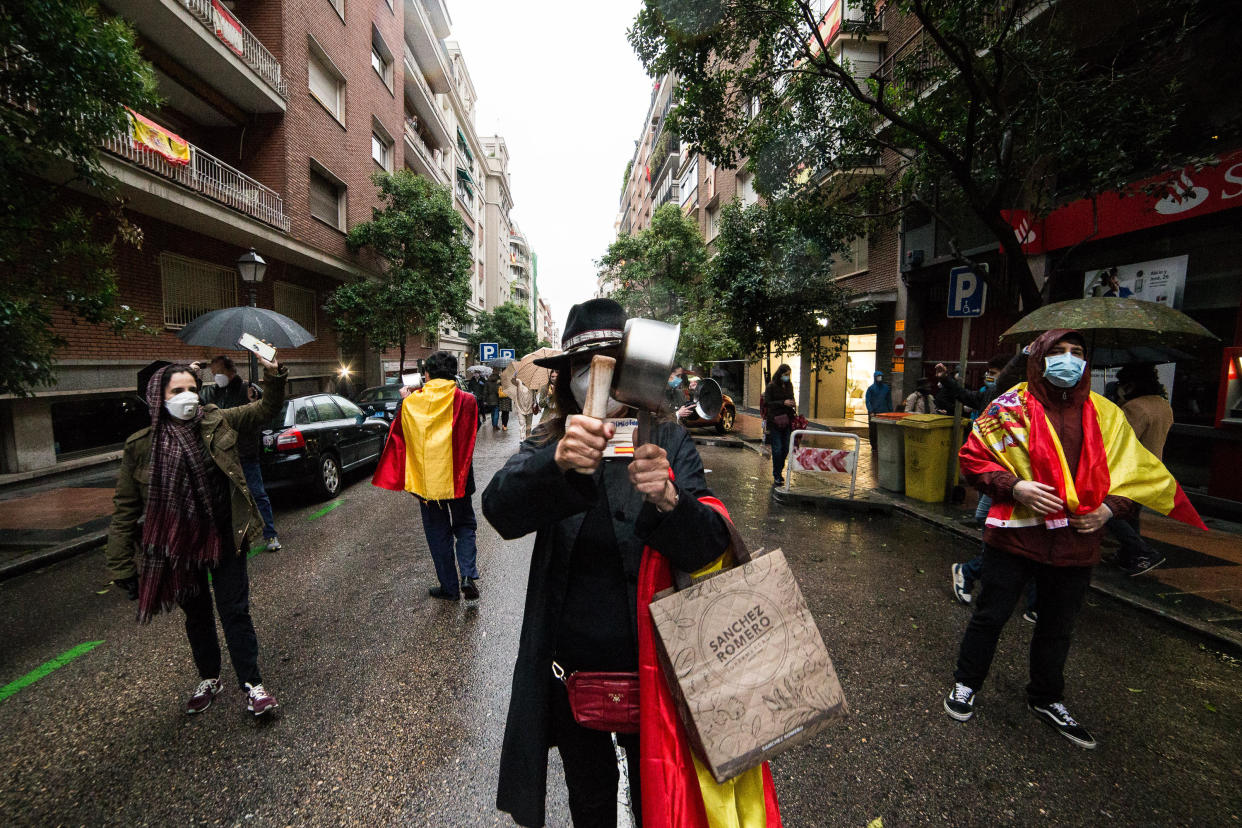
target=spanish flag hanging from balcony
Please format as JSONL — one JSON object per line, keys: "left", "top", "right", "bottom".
{"left": 125, "top": 108, "right": 191, "bottom": 166}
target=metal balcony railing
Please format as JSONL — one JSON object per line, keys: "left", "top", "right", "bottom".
{"left": 103, "top": 129, "right": 289, "bottom": 231}
{"left": 404, "top": 118, "right": 447, "bottom": 184}
{"left": 178, "top": 0, "right": 286, "bottom": 98}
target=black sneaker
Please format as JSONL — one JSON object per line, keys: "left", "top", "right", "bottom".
{"left": 944, "top": 683, "right": 976, "bottom": 721}
{"left": 428, "top": 586, "right": 459, "bottom": 601}
{"left": 461, "top": 577, "right": 479, "bottom": 601}
{"left": 951, "top": 563, "right": 972, "bottom": 605}
{"left": 1122, "top": 553, "right": 1166, "bottom": 577}
{"left": 1029, "top": 701, "right": 1097, "bottom": 749}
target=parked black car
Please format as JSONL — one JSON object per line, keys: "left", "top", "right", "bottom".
{"left": 357, "top": 385, "right": 404, "bottom": 423}
{"left": 260, "top": 393, "right": 389, "bottom": 499}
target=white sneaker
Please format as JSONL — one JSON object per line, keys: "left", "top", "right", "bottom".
{"left": 265, "top": 537, "right": 282, "bottom": 552}
{"left": 951, "top": 564, "right": 972, "bottom": 605}
{"left": 245, "top": 682, "right": 279, "bottom": 716}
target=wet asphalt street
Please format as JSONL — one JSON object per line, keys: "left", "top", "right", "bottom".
{"left": 1, "top": 426, "right": 1240, "bottom": 827}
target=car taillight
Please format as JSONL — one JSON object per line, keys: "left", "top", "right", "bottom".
{"left": 276, "top": 430, "right": 305, "bottom": 450}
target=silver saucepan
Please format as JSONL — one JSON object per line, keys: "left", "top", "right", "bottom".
{"left": 612, "top": 318, "right": 680, "bottom": 445}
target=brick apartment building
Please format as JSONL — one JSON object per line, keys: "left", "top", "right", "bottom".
{"left": 0, "top": 0, "right": 531, "bottom": 476}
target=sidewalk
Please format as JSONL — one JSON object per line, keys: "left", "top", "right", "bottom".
{"left": 0, "top": 461, "right": 120, "bottom": 579}
{"left": 739, "top": 411, "right": 1242, "bottom": 650}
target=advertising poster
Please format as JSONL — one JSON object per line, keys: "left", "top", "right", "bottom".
{"left": 1082, "top": 255, "right": 1188, "bottom": 399}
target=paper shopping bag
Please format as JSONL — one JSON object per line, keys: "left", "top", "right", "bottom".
{"left": 649, "top": 547, "right": 847, "bottom": 783}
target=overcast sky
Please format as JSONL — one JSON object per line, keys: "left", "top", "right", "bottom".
{"left": 444, "top": 0, "right": 652, "bottom": 338}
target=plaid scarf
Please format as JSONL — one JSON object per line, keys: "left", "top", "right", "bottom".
{"left": 137, "top": 366, "right": 227, "bottom": 622}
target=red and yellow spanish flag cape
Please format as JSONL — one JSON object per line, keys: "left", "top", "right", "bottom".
{"left": 637, "top": 495, "right": 782, "bottom": 828}
{"left": 959, "top": 383, "right": 1205, "bottom": 530}
{"left": 372, "top": 379, "right": 477, "bottom": 501}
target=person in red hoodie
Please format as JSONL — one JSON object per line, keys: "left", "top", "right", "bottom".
{"left": 944, "top": 328, "right": 1204, "bottom": 749}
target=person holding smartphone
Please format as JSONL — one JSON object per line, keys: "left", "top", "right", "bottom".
{"left": 106, "top": 356, "right": 287, "bottom": 716}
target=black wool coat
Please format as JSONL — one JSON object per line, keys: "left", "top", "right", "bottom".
{"left": 482, "top": 420, "right": 730, "bottom": 828}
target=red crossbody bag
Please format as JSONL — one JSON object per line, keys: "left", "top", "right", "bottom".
{"left": 552, "top": 660, "right": 640, "bottom": 734}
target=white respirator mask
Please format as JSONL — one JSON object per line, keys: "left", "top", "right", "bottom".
{"left": 164, "top": 391, "right": 200, "bottom": 421}
{"left": 213, "top": 373, "right": 230, "bottom": 388}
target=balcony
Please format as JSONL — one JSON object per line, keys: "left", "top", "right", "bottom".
{"left": 103, "top": 125, "right": 289, "bottom": 232}
{"left": 403, "top": 118, "right": 447, "bottom": 185}
{"left": 104, "top": 0, "right": 286, "bottom": 112}
{"left": 654, "top": 170, "right": 680, "bottom": 210}
{"left": 874, "top": 25, "right": 947, "bottom": 98}
{"left": 403, "top": 0, "right": 452, "bottom": 93}
{"left": 403, "top": 46, "right": 452, "bottom": 149}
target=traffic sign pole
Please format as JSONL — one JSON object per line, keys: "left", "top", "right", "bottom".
{"left": 948, "top": 316, "right": 972, "bottom": 497}
{"left": 944, "top": 264, "right": 987, "bottom": 500}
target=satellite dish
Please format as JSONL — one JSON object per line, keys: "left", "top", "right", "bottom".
{"left": 694, "top": 378, "right": 723, "bottom": 421}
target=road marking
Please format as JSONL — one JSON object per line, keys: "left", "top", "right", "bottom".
{"left": 307, "top": 499, "right": 344, "bottom": 521}
{"left": 0, "top": 640, "right": 104, "bottom": 703}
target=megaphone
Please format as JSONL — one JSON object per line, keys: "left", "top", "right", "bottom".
{"left": 694, "top": 377, "right": 723, "bottom": 421}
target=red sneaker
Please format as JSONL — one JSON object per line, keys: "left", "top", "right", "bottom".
{"left": 245, "top": 682, "right": 279, "bottom": 716}
{"left": 187, "top": 678, "right": 222, "bottom": 714}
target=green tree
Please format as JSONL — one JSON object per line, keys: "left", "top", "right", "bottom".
{"left": 0, "top": 0, "right": 161, "bottom": 395}
{"left": 325, "top": 170, "right": 471, "bottom": 375}
{"left": 710, "top": 199, "right": 867, "bottom": 373}
{"left": 598, "top": 203, "right": 736, "bottom": 367}
{"left": 631, "top": 0, "right": 1223, "bottom": 310}
{"left": 467, "top": 301, "right": 541, "bottom": 359}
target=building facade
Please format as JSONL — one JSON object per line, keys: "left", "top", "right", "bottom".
{"left": 0, "top": 0, "right": 526, "bottom": 475}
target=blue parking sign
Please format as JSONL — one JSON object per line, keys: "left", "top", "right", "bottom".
{"left": 499, "top": 348, "right": 516, "bottom": 360}
{"left": 479, "top": 342, "right": 499, "bottom": 361}
{"left": 947, "top": 265, "right": 988, "bottom": 318}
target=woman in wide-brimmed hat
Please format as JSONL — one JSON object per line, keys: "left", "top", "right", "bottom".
{"left": 483, "top": 298, "right": 781, "bottom": 827}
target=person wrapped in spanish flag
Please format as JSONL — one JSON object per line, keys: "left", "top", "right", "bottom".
{"left": 483, "top": 299, "right": 781, "bottom": 828}
{"left": 373, "top": 351, "right": 481, "bottom": 602}
{"left": 945, "top": 328, "right": 1205, "bottom": 750}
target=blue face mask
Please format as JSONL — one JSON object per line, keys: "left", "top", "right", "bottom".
{"left": 669, "top": 378, "right": 680, "bottom": 388}
{"left": 781, "top": 375, "right": 791, "bottom": 383}
{"left": 1044, "top": 352, "right": 1086, "bottom": 388}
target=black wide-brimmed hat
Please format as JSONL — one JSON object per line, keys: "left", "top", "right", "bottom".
{"left": 534, "top": 298, "right": 627, "bottom": 368}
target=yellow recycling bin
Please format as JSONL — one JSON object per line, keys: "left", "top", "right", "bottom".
{"left": 898, "top": 414, "right": 955, "bottom": 503}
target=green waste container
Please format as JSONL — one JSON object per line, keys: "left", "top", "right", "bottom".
{"left": 898, "top": 414, "right": 955, "bottom": 502}
{"left": 873, "top": 412, "right": 910, "bottom": 492}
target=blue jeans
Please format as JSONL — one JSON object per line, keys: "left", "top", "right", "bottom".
{"left": 769, "top": 428, "right": 791, "bottom": 482}
{"left": 419, "top": 497, "right": 479, "bottom": 596}
{"left": 242, "top": 459, "right": 277, "bottom": 540}
{"left": 491, "top": 406, "right": 500, "bottom": 428}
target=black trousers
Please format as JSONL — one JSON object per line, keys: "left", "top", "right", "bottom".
{"left": 178, "top": 548, "right": 262, "bottom": 688}
{"left": 550, "top": 678, "right": 641, "bottom": 828}
{"left": 954, "top": 545, "right": 1092, "bottom": 706}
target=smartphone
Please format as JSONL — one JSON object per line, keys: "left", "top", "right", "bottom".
{"left": 237, "top": 332, "right": 276, "bottom": 363}
{"left": 401, "top": 372, "right": 422, "bottom": 388}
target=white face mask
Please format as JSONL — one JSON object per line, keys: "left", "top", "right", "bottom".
{"left": 164, "top": 390, "right": 200, "bottom": 421}
{"left": 213, "top": 373, "right": 230, "bottom": 387}
{"left": 570, "top": 363, "right": 623, "bottom": 417}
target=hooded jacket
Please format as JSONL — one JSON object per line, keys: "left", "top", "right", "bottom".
{"left": 964, "top": 329, "right": 1134, "bottom": 567}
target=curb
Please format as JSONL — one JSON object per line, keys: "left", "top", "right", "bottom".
{"left": 866, "top": 498, "right": 1242, "bottom": 653}
{"left": 772, "top": 487, "right": 893, "bottom": 514}
{"left": 0, "top": 531, "right": 107, "bottom": 582}
{"left": 691, "top": 436, "right": 747, "bottom": 449}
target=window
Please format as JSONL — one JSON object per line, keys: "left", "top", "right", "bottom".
{"left": 308, "top": 39, "right": 345, "bottom": 123}
{"left": 831, "top": 235, "right": 870, "bottom": 278}
{"left": 309, "top": 164, "right": 345, "bottom": 230}
{"left": 314, "top": 396, "right": 344, "bottom": 421}
{"left": 273, "top": 281, "right": 317, "bottom": 336}
{"left": 680, "top": 157, "right": 699, "bottom": 209}
{"left": 327, "top": 0, "right": 344, "bottom": 20}
{"left": 370, "top": 117, "right": 393, "bottom": 171}
{"left": 736, "top": 172, "right": 758, "bottom": 207}
{"left": 159, "top": 252, "right": 236, "bottom": 329}
{"left": 371, "top": 26, "right": 393, "bottom": 91}
{"left": 337, "top": 398, "right": 364, "bottom": 418}
{"left": 705, "top": 205, "right": 719, "bottom": 242}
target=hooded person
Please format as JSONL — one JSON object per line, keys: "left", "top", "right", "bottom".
{"left": 105, "top": 357, "right": 287, "bottom": 717}
{"left": 482, "top": 298, "right": 782, "bottom": 828}
{"left": 946, "top": 329, "right": 1205, "bottom": 750}
{"left": 372, "top": 351, "right": 482, "bottom": 601}
{"left": 863, "top": 370, "right": 892, "bottom": 451}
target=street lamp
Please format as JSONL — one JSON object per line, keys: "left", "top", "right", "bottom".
{"left": 236, "top": 247, "right": 266, "bottom": 307}
{"left": 236, "top": 247, "right": 266, "bottom": 382}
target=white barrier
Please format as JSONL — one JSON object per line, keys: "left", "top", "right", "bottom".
{"left": 783, "top": 430, "right": 861, "bottom": 498}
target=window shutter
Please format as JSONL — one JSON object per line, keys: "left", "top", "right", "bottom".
{"left": 309, "top": 169, "right": 340, "bottom": 227}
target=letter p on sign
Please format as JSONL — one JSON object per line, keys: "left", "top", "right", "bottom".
{"left": 947, "top": 265, "right": 987, "bottom": 318}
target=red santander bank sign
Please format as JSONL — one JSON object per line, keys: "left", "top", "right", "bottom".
{"left": 1003, "top": 149, "right": 1242, "bottom": 255}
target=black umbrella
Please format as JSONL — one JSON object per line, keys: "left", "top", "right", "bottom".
{"left": 175, "top": 306, "right": 316, "bottom": 349}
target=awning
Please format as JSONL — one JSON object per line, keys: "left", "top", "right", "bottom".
{"left": 456, "top": 127, "right": 473, "bottom": 164}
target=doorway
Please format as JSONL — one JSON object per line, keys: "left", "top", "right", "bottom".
{"left": 845, "top": 334, "right": 876, "bottom": 422}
